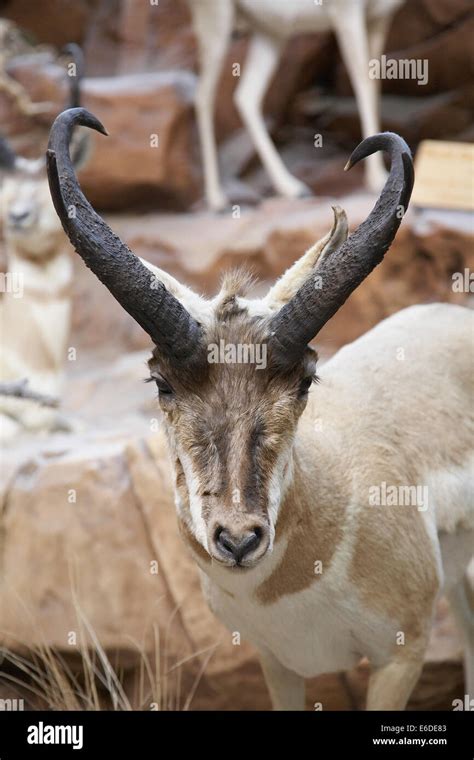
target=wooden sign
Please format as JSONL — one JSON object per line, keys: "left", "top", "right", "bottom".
{"left": 411, "top": 140, "right": 474, "bottom": 211}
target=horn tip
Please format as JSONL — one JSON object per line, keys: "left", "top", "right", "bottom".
{"left": 69, "top": 107, "right": 109, "bottom": 137}
{"left": 83, "top": 109, "right": 108, "bottom": 137}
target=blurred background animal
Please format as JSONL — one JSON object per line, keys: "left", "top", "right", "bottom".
{"left": 189, "top": 0, "right": 404, "bottom": 210}
{"left": 0, "top": 43, "right": 90, "bottom": 438}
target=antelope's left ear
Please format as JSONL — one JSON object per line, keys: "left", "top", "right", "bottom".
{"left": 0, "top": 135, "right": 19, "bottom": 174}
{"left": 70, "top": 128, "right": 91, "bottom": 171}
{"left": 140, "top": 257, "right": 213, "bottom": 325}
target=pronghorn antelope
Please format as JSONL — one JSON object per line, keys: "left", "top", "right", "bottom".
{"left": 47, "top": 108, "right": 473, "bottom": 710}
{"left": 0, "top": 45, "right": 89, "bottom": 438}
{"left": 189, "top": 0, "right": 404, "bottom": 210}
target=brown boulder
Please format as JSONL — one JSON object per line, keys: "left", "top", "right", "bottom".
{"left": 301, "top": 87, "right": 474, "bottom": 147}
{"left": 336, "top": 2, "right": 474, "bottom": 98}
{"left": 1, "top": 55, "right": 202, "bottom": 211}
{"left": 81, "top": 0, "right": 196, "bottom": 77}
{"left": 2, "top": 0, "right": 94, "bottom": 47}
{"left": 78, "top": 71, "right": 201, "bottom": 210}
{"left": 386, "top": 0, "right": 473, "bottom": 51}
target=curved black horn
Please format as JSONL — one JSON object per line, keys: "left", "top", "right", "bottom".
{"left": 269, "top": 132, "right": 414, "bottom": 363}
{"left": 0, "top": 135, "right": 18, "bottom": 171}
{"left": 46, "top": 107, "right": 203, "bottom": 363}
{"left": 61, "top": 43, "right": 84, "bottom": 109}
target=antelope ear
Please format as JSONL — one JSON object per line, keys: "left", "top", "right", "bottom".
{"left": 263, "top": 206, "right": 348, "bottom": 312}
{"left": 139, "top": 258, "right": 213, "bottom": 325}
{"left": 70, "top": 128, "right": 91, "bottom": 170}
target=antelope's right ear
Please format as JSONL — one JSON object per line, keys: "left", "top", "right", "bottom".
{"left": 263, "top": 206, "right": 348, "bottom": 312}
{"left": 0, "top": 136, "right": 19, "bottom": 174}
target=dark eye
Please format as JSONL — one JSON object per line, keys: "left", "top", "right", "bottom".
{"left": 151, "top": 374, "right": 173, "bottom": 395}
{"left": 298, "top": 376, "right": 314, "bottom": 396}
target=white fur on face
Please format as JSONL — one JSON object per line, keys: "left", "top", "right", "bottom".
{"left": 267, "top": 440, "right": 295, "bottom": 542}
{"left": 1, "top": 172, "right": 62, "bottom": 254}
{"left": 175, "top": 446, "right": 209, "bottom": 550}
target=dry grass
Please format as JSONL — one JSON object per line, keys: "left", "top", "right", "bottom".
{"left": 0, "top": 596, "right": 218, "bottom": 711}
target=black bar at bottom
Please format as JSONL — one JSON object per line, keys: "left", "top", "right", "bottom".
{"left": 0, "top": 709, "right": 472, "bottom": 758}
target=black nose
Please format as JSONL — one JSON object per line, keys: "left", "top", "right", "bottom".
{"left": 215, "top": 527, "right": 262, "bottom": 564}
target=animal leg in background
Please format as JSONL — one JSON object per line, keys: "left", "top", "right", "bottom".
{"left": 234, "top": 32, "right": 311, "bottom": 200}
{"left": 329, "top": 3, "right": 390, "bottom": 192}
{"left": 190, "top": 0, "right": 234, "bottom": 211}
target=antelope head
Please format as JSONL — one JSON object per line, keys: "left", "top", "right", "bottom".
{"left": 0, "top": 44, "right": 89, "bottom": 259}
{"left": 47, "top": 108, "right": 413, "bottom": 570}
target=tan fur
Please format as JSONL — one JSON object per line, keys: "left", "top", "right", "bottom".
{"left": 0, "top": 164, "right": 72, "bottom": 436}
{"left": 255, "top": 457, "right": 347, "bottom": 603}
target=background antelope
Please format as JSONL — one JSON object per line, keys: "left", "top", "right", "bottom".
{"left": 46, "top": 107, "right": 473, "bottom": 710}
{"left": 189, "top": 0, "right": 404, "bottom": 210}
{"left": 0, "top": 44, "right": 89, "bottom": 438}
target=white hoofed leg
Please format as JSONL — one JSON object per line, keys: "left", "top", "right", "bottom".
{"left": 190, "top": 0, "right": 234, "bottom": 211}
{"left": 234, "top": 32, "right": 311, "bottom": 200}
{"left": 366, "top": 643, "right": 428, "bottom": 710}
{"left": 259, "top": 649, "right": 305, "bottom": 710}
{"left": 447, "top": 573, "right": 474, "bottom": 700}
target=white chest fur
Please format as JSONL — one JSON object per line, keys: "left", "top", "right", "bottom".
{"left": 198, "top": 536, "right": 401, "bottom": 678}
